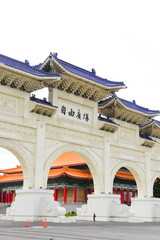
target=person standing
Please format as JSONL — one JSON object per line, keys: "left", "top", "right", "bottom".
{"left": 93, "top": 213, "right": 96, "bottom": 221}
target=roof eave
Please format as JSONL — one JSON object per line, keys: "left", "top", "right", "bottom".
{"left": 140, "top": 121, "right": 157, "bottom": 130}
{"left": 51, "top": 56, "right": 125, "bottom": 90}
{"left": 98, "top": 97, "right": 116, "bottom": 108}
{"left": 117, "top": 99, "right": 160, "bottom": 116}
{"left": 0, "top": 63, "right": 60, "bottom": 81}
{"left": 39, "top": 56, "right": 50, "bottom": 70}
{"left": 99, "top": 97, "right": 160, "bottom": 117}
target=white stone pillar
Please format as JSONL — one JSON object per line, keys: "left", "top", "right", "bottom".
{"left": 145, "top": 149, "right": 152, "bottom": 197}
{"left": 104, "top": 137, "right": 112, "bottom": 194}
{"left": 24, "top": 93, "right": 30, "bottom": 118}
{"left": 48, "top": 87, "right": 58, "bottom": 106}
{"left": 93, "top": 102, "right": 98, "bottom": 129}
{"left": 34, "top": 120, "right": 45, "bottom": 189}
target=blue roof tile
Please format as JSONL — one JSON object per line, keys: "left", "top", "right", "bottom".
{"left": 50, "top": 54, "right": 125, "bottom": 88}
{"left": 98, "top": 115, "right": 119, "bottom": 125}
{"left": 154, "top": 119, "right": 160, "bottom": 126}
{"left": 0, "top": 54, "right": 59, "bottom": 78}
{"left": 30, "top": 95, "right": 58, "bottom": 108}
{"left": 139, "top": 133, "right": 156, "bottom": 142}
{"left": 140, "top": 119, "right": 160, "bottom": 127}
{"left": 99, "top": 95, "right": 160, "bottom": 115}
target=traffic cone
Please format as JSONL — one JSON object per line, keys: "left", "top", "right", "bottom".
{"left": 40, "top": 220, "right": 43, "bottom": 226}
{"left": 43, "top": 219, "right": 47, "bottom": 228}
{"left": 25, "top": 220, "right": 29, "bottom": 227}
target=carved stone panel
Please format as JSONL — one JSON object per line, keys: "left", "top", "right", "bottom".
{"left": 118, "top": 127, "right": 136, "bottom": 145}
{"left": 0, "top": 93, "right": 18, "bottom": 115}
{"left": 0, "top": 122, "right": 36, "bottom": 143}
{"left": 45, "top": 124, "right": 103, "bottom": 149}
{"left": 151, "top": 160, "right": 160, "bottom": 171}
{"left": 111, "top": 146, "right": 145, "bottom": 163}
{"left": 152, "top": 145, "right": 160, "bottom": 160}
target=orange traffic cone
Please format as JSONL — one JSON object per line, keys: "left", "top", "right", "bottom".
{"left": 25, "top": 220, "right": 29, "bottom": 227}
{"left": 43, "top": 219, "right": 47, "bottom": 228}
{"left": 40, "top": 220, "right": 43, "bottom": 226}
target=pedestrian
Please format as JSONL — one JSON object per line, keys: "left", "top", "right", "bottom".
{"left": 93, "top": 212, "right": 96, "bottom": 221}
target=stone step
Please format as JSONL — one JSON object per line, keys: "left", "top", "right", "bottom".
{"left": 0, "top": 204, "right": 11, "bottom": 214}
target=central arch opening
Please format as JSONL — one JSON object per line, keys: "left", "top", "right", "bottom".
{"left": 47, "top": 152, "right": 94, "bottom": 213}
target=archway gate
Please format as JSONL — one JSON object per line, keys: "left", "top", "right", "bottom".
{"left": 0, "top": 53, "right": 160, "bottom": 222}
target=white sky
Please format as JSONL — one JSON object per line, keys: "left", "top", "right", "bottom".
{"left": 0, "top": 148, "right": 19, "bottom": 170}
{"left": 1, "top": 0, "right": 160, "bottom": 169}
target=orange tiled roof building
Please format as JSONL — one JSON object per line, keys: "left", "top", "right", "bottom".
{"left": 0, "top": 152, "right": 137, "bottom": 209}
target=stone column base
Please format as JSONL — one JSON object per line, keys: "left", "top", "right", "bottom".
{"left": 77, "top": 194, "right": 134, "bottom": 222}
{"left": 4, "top": 189, "right": 66, "bottom": 222}
{"left": 132, "top": 197, "right": 160, "bottom": 222}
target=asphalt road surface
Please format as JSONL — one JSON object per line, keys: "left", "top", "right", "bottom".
{"left": 0, "top": 220, "right": 160, "bottom": 240}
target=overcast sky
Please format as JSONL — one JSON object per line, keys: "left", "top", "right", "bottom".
{"left": 1, "top": 0, "right": 160, "bottom": 169}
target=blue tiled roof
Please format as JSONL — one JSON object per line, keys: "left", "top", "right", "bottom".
{"left": 49, "top": 53, "right": 125, "bottom": 88}
{"left": 30, "top": 95, "right": 58, "bottom": 108}
{"left": 139, "top": 133, "right": 156, "bottom": 142}
{"left": 140, "top": 119, "right": 160, "bottom": 128}
{"left": 99, "top": 95, "right": 160, "bottom": 115}
{"left": 0, "top": 54, "right": 59, "bottom": 78}
{"left": 154, "top": 119, "right": 160, "bottom": 126}
{"left": 98, "top": 115, "right": 119, "bottom": 125}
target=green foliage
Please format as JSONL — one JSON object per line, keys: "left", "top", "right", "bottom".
{"left": 153, "top": 178, "right": 160, "bottom": 198}
{"left": 65, "top": 213, "right": 77, "bottom": 217}
{"left": 65, "top": 211, "right": 77, "bottom": 217}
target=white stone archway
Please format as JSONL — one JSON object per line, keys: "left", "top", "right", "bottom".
{"left": 110, "top": 161, "right": 145, "bottom": 198}
{"left": 43, "top": 143, "right": 103, "bottom": 194}
{"left": 1, "top": 52, "right": 160, "bottom": 222}
{"left": 0, "top": 138, "right": 34, "bottom": 189}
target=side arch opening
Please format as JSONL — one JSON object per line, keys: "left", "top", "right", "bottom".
{"left": 0, "top": 147, "right": 22, "bottom": 205}
{"left": 0, "top": 139, "right": 33, "bottom": 193}
{"left": 113, "top": 167, "right": 137, "bottom": 205}
{"left": 111, "top": 162, "right": 144, "bottom": 202}
{"left": 153, "top": 177, "right": 160, "bottom": 198}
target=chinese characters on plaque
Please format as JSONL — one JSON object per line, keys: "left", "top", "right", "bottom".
{"left": 61, "top": 105, "right": 89, "bottom": 122}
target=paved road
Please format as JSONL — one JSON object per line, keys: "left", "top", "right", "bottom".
{"left": 0, "top": 220, "right": 160, "bottom": 240}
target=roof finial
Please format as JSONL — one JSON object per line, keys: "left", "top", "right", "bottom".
{"left": 49, "top": 52, "right": 53, "bottom": 58}
{"left": 53, "top": 52, "right": 58, "bottom": 58}
{"left": 25, "top": 59, "right": 30, "bottom": 66}
{"left": 91, "top": 68, "right": 96, "bottom": 75}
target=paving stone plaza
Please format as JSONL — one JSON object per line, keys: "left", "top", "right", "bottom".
{"left": 0, "top": 220, "right": 160, "bottom": 240}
